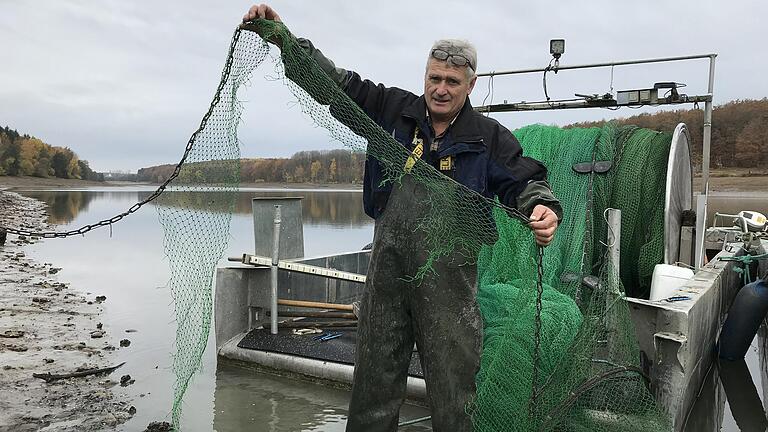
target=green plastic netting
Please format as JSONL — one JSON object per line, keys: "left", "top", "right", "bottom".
{"left": 472, "top": 124, "right": 672, "bottom": 431}
{"left": 154, "top": 30, "right": 259, "bottom": 426}
{"left": 161, "top": 20, "right": 673, "bottom": 431}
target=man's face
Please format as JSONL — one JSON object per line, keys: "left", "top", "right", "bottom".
{"left": 424, "top": 59, "right": 477, "bottom": 123}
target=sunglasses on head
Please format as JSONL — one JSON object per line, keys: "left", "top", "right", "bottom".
{"left": 431, "top": 49, "right": 474, "bottom": 71}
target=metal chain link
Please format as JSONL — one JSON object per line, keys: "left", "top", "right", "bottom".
{"left": 0, "top": 29, "right": 244, "bottom": 239}
{"left": 529, "top": 244, "right": 545, "bottom": 420}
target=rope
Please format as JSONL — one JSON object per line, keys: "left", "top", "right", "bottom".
{"left": 719, "top": 253, "right": 768, "bottom": 285}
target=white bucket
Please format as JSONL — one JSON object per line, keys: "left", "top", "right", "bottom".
{"left": 649, "top": 264, "right": 694, "bottom": 301}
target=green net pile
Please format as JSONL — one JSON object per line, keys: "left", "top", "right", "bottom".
{"left": 472, "top": 124, "right": 672, "bottom": 431}
{"left": 161, "top": 20, "right": 673, "bottom": 430}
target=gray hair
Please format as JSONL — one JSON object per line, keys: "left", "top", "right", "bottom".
{"left": 428, "top": 39, "right": 478, "bottom": 80}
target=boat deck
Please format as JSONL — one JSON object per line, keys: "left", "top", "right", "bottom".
{"left": 215, "top": 229, "right": 768, "bottom": 431}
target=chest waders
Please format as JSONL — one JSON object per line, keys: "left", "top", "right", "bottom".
{"left": 346, "top": 174, "right": 483, "bottom": 432}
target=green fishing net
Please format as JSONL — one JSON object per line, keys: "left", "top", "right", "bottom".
{"left": 160, "top": 20, "right": 672, "bottom": 430}
{"left": 153, "top": 32, "right": 259, "bottom": 426}
{"left": 471, "top": 124, "right": 672, "bottom": 431}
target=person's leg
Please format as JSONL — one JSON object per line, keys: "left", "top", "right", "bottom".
{"left": 346, "top": 187, "right": 415, "bottom": 432}
{"left": 412, "top": 257, "right": 482, "bottom": 432}
{"left": 387, "top": 175, "right": 483, "bottom": 431}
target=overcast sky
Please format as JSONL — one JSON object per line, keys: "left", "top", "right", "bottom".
{"left": 2, "top": 1, "right": 766, "bottom": 172}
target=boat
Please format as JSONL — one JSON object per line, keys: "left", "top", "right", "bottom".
{"left": 213, "top": 49, "right": 768, "bottom": 431}
{"left": 213, "top": 138, "right": 767, "bottom": 430}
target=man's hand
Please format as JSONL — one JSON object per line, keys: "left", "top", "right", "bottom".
{"left": 529, "top": 205, "right": 558, "bottom": 247}
{"left": 243, "top": 4, "right": 282, "bottom": 23}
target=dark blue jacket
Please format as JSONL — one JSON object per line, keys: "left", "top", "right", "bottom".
{"left": 341, "top": 72, "right": 554, "bottom": 219}
{"left": 292, "top": 38, "right": 561, "bottom": 221}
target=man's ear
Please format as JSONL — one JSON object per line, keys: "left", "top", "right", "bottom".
{"left": 468, "top": 75, "right": 477, "bottom": 94}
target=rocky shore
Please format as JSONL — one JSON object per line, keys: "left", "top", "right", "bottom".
{"left": 0, "top": 191, "right": 134, "bottom": 431}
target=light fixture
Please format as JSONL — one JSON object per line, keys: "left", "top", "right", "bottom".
{"left": 550, "top": 39, "right": 565, "bottom": 60}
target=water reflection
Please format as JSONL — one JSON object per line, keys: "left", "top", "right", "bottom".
{"left": 684, "top": 325, "right": 768, "bottom": 432}
{"left": 761, "top": 324, "right": 768, "bottom": 423}
{"left": 213, "top": 362, "right": 431, "bottom": 432}
{"left": 15, "top": 187, "right": 380, "bottom": 431}
{"left": 23, "top": 189, "right": 368, "bottom": 228}
{"left": 26, "top": 189, "right": 767, "bottom": 231}
{"left": 213, "top": 362, "right": 348, "bottom": 432}
{"left": 720, "top": 359, "right": 768, "bottom": 431}
{"left": 14, "top": 187, "right": 768, "bottom": 431}
{"left": 22, "top": 190, "right": 97, "bottom": 224}
{"left": 682, "top": 360, "right": 725, "bottom": 432}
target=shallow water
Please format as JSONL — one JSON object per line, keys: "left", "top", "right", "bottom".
{"left": 15, "top": 187, "right": 430, "bottom": 432}
{"left": 13, "top": 187, "right": 768, "bottom": 431}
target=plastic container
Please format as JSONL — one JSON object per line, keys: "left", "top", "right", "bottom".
{"left": 649, "top": 264, "right": 694, "bottom": 301}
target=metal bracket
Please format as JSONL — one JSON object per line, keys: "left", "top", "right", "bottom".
{"left": 572, "top": 160, "right": 613, "bottom": 174}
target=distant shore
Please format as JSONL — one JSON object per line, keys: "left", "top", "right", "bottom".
{"left": 1, "top": 173, "right": 764, "bottom": 192}
{"left": 0, "top": 176, "right": 363, "bottom": 191}
{"left": 1, "top": 176, "right": 115, "bottom": 189}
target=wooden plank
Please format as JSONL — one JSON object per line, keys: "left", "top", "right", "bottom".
{"left": 277, "top": 299, "right": 354, "bottom": 311}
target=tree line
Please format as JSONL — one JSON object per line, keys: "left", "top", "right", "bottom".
{"left": 137, "top": 149, "right": 366, "bottom": 184}
{"left": 0, "top": 126, "right": 103, "bottom": 181}
{"left": 136, "top": 98, "right": 768, "bottom": 184}
{"left": 567, "top": 98, "right": 768, "bottom": 169}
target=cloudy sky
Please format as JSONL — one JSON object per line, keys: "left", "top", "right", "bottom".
{"left": 2, "top": 1, "right": 766, "bottom": 172}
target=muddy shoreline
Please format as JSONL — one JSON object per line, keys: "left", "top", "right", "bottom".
{"left": 0, "top": 191, "right": 134, "bottom": 431}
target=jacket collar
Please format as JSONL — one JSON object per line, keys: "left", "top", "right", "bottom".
{"left": 402, "top": 96, "right": 485, "bottom": 144}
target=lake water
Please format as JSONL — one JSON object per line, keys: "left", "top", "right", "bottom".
{"left": 12, "top": 186, "right": 768, "bottom": 431}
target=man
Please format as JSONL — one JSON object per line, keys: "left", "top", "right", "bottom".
{"left": 243, "top": 5, "right": 561, "bottom": 431}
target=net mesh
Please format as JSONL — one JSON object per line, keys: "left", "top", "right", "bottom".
{"left": 472, "top": 124, "right": 672, "bottom": 431}
{"left": 154, "top": 30, "right": 262, "bottom": 425}
{"left": 161, "top": 20, "right": 672, "bottom": 431}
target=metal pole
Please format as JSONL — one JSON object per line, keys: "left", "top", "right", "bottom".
{"left": 476, "top": 53, "right": 717, "bottom": 77}
{"left": 476, "top": 95, "right": 711, "bottom": 114}
{"left": 695, "top": 54, "right": 717, "bottom": 270}
{"left": 271, "top": 205, "right": 282, "bottom": 335}
{"left": 606, "top": 209, "right": 621, "bottom": 359}
{"left": 607, "top": 209, "right": 621, "bottom": 276}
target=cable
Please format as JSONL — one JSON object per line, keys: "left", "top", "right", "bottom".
{"left": 481, "top": 72, "right": 495, "bottom": 116}
{"left": 609, "top": 65, "right": 615, "bottom": 96}
{"left": 543, "top": 58, "right": 556, "bottom": 108}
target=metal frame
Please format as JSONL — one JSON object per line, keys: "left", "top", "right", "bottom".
{"left": 271, "top": 205, "right": 281, "bottom": 334}
{"left": 234, "top": 253, "right": 368, "bottom": 283}
{"left": 476, "top": 53, "right": 717, "bottom": 269}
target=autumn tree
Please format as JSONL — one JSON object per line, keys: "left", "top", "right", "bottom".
{"left": 0, "top": 125, "right": 98, "bottom": 180}
{"left": 734, "top": 117, "right": 768, "bottom": 167}
{"left": 329, "top": 158, "right": 337, "bottom": 182}
{"left": 294, "top": 165, "right": 306, "bottom": 182}
{"left": 566, "top": 98, "right": 768, "bottom": 169}
{"left": 310, "top": 160, "right": 322, "bottom": 182}
{"left": 51, "top": 151, "right": 72, "bottom": 178}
